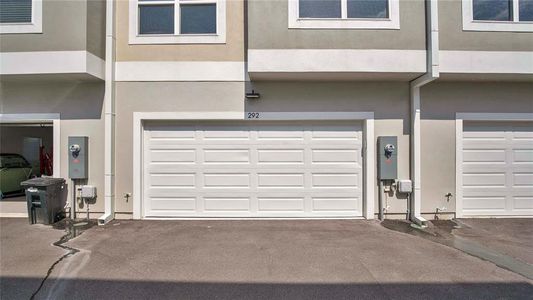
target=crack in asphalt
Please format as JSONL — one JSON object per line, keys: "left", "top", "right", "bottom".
{"left": 29, "top": 220, "right": 94, "bottom": 300}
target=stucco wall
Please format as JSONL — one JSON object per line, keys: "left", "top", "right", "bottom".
{"left": 115, "top": 0, "right": 244, "bottom": 62}
{"left": 115, "top": 81, "right": 414, "bottom": 217}
{"left": 439, "top": 0, "right": 533, "bottom": 51}
{"left": 114, "top": 82, "right": 245, "bottom": 215}
{"left": 0, "top": 80, "right": 105, "bottom": 216}
{"left": 247, "top": 0, "right": 426, "bottom": 50}
{"left": 420, "top": 82, "right": 533, "bottom": 215}
{"left": 87, "top": 0, "right": 106, "bottom": 59}
{"left": 0, "top": 0, "right": 87, "bottom": 53}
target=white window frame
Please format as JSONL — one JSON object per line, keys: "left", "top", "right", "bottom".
{"left": 129, "top": 0, "right": 226, "bottom": 44}
{"left": 288, "top": 0, "right": 399, "bottom": 29}
{"left": 462, "top": 0, "right": 533, "bottom": 32}
{"left": 0, "top": 0, "right": 42, "bottom": 34}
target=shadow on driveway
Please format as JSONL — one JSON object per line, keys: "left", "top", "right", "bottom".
{"left": 2, "top": 277, "right": 532, "bottom": 300}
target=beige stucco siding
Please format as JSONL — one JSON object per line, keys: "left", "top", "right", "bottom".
{"left": 115, "top": 81, "right": 413, "bottom": 217}
{"left": 439, "top": 0, "right": 533, "bottom": 51}
{"left": 115, "top": 0, "right": 244, "bottom": 62}
{"left": 114, "top": 82, "right": 245, "bottom": 214}
{"left": 247, "top": 0, "right": 425, "bottom": 50}
{"left": 0, "top": 81, "right": 106, "bottom": 215}
{"left": 420, "top": 82, "right": 533, "bottom": 214}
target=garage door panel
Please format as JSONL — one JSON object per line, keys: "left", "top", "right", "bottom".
{"left": 204, "top": 198, "right": 250, "bottom": 211}
{"left": 463, "top": 149, "right": 506, "bottom": 163}
{"left": 514, "top": 197, "right": 533, "bottom": 210}
{"left": 150, "top": 198, "right": 197, "bottom": 211}
{"left": 462, "top": 122, "right": 533, "bottom": 216}
{"left": 203, "top": 173, "right": 250, "bottom": 188}
{"left": 463, "top": 173, "right": 506, "bottom": 187}
{"left": 513, "top": 173, "right": 533, "bottom": 187}
{"left": 257, "top": 149, "right": 305, "bottom": 164}
{"left": 143, "top": 121, "right": 363, "bottom": 218}
{"left": 149, "top": 173, "right": 196, "bottom": 187}
{"left": 312, "top": 198, "right": 360, "bottom": 211}
{"left": 513, "top": 150, "right": 533, "bottom": 163}
{"left": 150, "top": 149, "right": 196, "bottom": 163}
{"left": 258, "top": 198, "right": 305, "bottom": 211}
{"left": 257, "top": 173, "right": 304, "bottom": 188}
{"left": 203, "top": 149, "right": 250, "bottom": 163}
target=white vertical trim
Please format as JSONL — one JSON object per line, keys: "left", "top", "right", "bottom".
{"left": 52, "top": 119, "right": 61, "bottom": 178}
{"left": 341, "top": 0, "right": 348, "bottom": 19}
{"left": 100, "top": 0, "right": 116, "bottom": 225}
{"left": 364, "top": 118, "right": 375, "bottom": 219}
{"left": 132, "top": 113, "right": 143, "bottom": 219}
{"left": 513, "top": 0, "right": 520, "bottom": 22}
{"left": 455, "top": 118, "right": 463, "bottom": 218}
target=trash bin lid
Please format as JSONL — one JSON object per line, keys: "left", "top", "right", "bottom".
{"left": 21, "top": 177, "right": 66, "bottom": 187}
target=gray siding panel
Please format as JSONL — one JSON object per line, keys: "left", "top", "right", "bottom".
{"left": 439, "top": 0, "right": 533, "bottom": 51}
{"left": 247, "top": 0, "right": 425, "bottom": 50}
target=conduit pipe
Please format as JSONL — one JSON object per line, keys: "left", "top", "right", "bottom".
{"left": 99, "top": 0, "right": 116, "bottom": 225}
{"left": 409, "top": 0, "right": 439, "bottom": 226}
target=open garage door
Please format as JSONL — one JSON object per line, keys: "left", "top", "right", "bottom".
{"left": 142, "top": 121, "right": 364, "bottom": 218}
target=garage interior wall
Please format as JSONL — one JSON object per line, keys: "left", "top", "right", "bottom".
{"left": 0, "top": 126, "right": 53, "bottom": 155}
{"left": 420, "top": 82, "right": 533, "bottom": 216}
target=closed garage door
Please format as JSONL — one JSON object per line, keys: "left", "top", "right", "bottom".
{"left": 461, "top": 122, "right": 533, "bottom": 216}
{"left": 143, "top": 121, "right": 363, "bottom": 218}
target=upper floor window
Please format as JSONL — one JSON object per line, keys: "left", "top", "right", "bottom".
{"left": 129, "top": 0, "right": 226, "bottom": 44}
{"left": 0, "top": 0, "right": 42, "bottom": 34}
{"left": 463, "top": 0, "right": 533, "bottom": 32}
{"left": 289, "top": 0, "right": 399, "bottom": 29}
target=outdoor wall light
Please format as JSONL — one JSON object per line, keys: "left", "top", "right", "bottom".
{"left": 245, "top": 90, "right": 260, "bottom": 99}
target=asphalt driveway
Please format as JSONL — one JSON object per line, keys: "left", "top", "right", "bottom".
{"left": 1, "top": 218, "right": 532, "bottom": 300}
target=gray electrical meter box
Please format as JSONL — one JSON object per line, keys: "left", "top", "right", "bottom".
{"left": 68, "top": 136, "right": 88, "bottom": 179}
{"left": 377, "top": 136, "right": 398, "bottom": 180}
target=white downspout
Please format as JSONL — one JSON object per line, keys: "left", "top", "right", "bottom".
{"left": 409, "top": 0, "right": 439, "bottom": 226}
{"left": 99, "top": 0, "right": 116, "bottom": 225}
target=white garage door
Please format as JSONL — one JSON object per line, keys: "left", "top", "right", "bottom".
{"left": 461, "top": 122, "right": 533, "bottom": 216}
{"left": 143, "top": 121, "right": 363, "bottom": 218}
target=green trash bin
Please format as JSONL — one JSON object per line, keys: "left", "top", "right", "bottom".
{"left": 21, "top": 178, "right": 67, "bottom": 224}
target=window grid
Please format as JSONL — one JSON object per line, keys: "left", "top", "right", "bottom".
{"left": 298, "top": 0, "right": 391, "bottom": 20}
{"left": 472, "top": 0, "right": 532, "bottom": 22}
{"left": 137, "top": 0, "right": 218, "bottom": 36}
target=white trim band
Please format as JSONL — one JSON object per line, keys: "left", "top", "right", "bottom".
{"left": 115, "top": 61, "right": 245, "bottom": 81}
{"left": 0, "top": 51, "right": 105, "bottom": 79}
{"left": 440, "top": 51, "right": 533, "bottom": 74}
{"left": 248, "top": 49, "right": 426, "bottom": 73}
